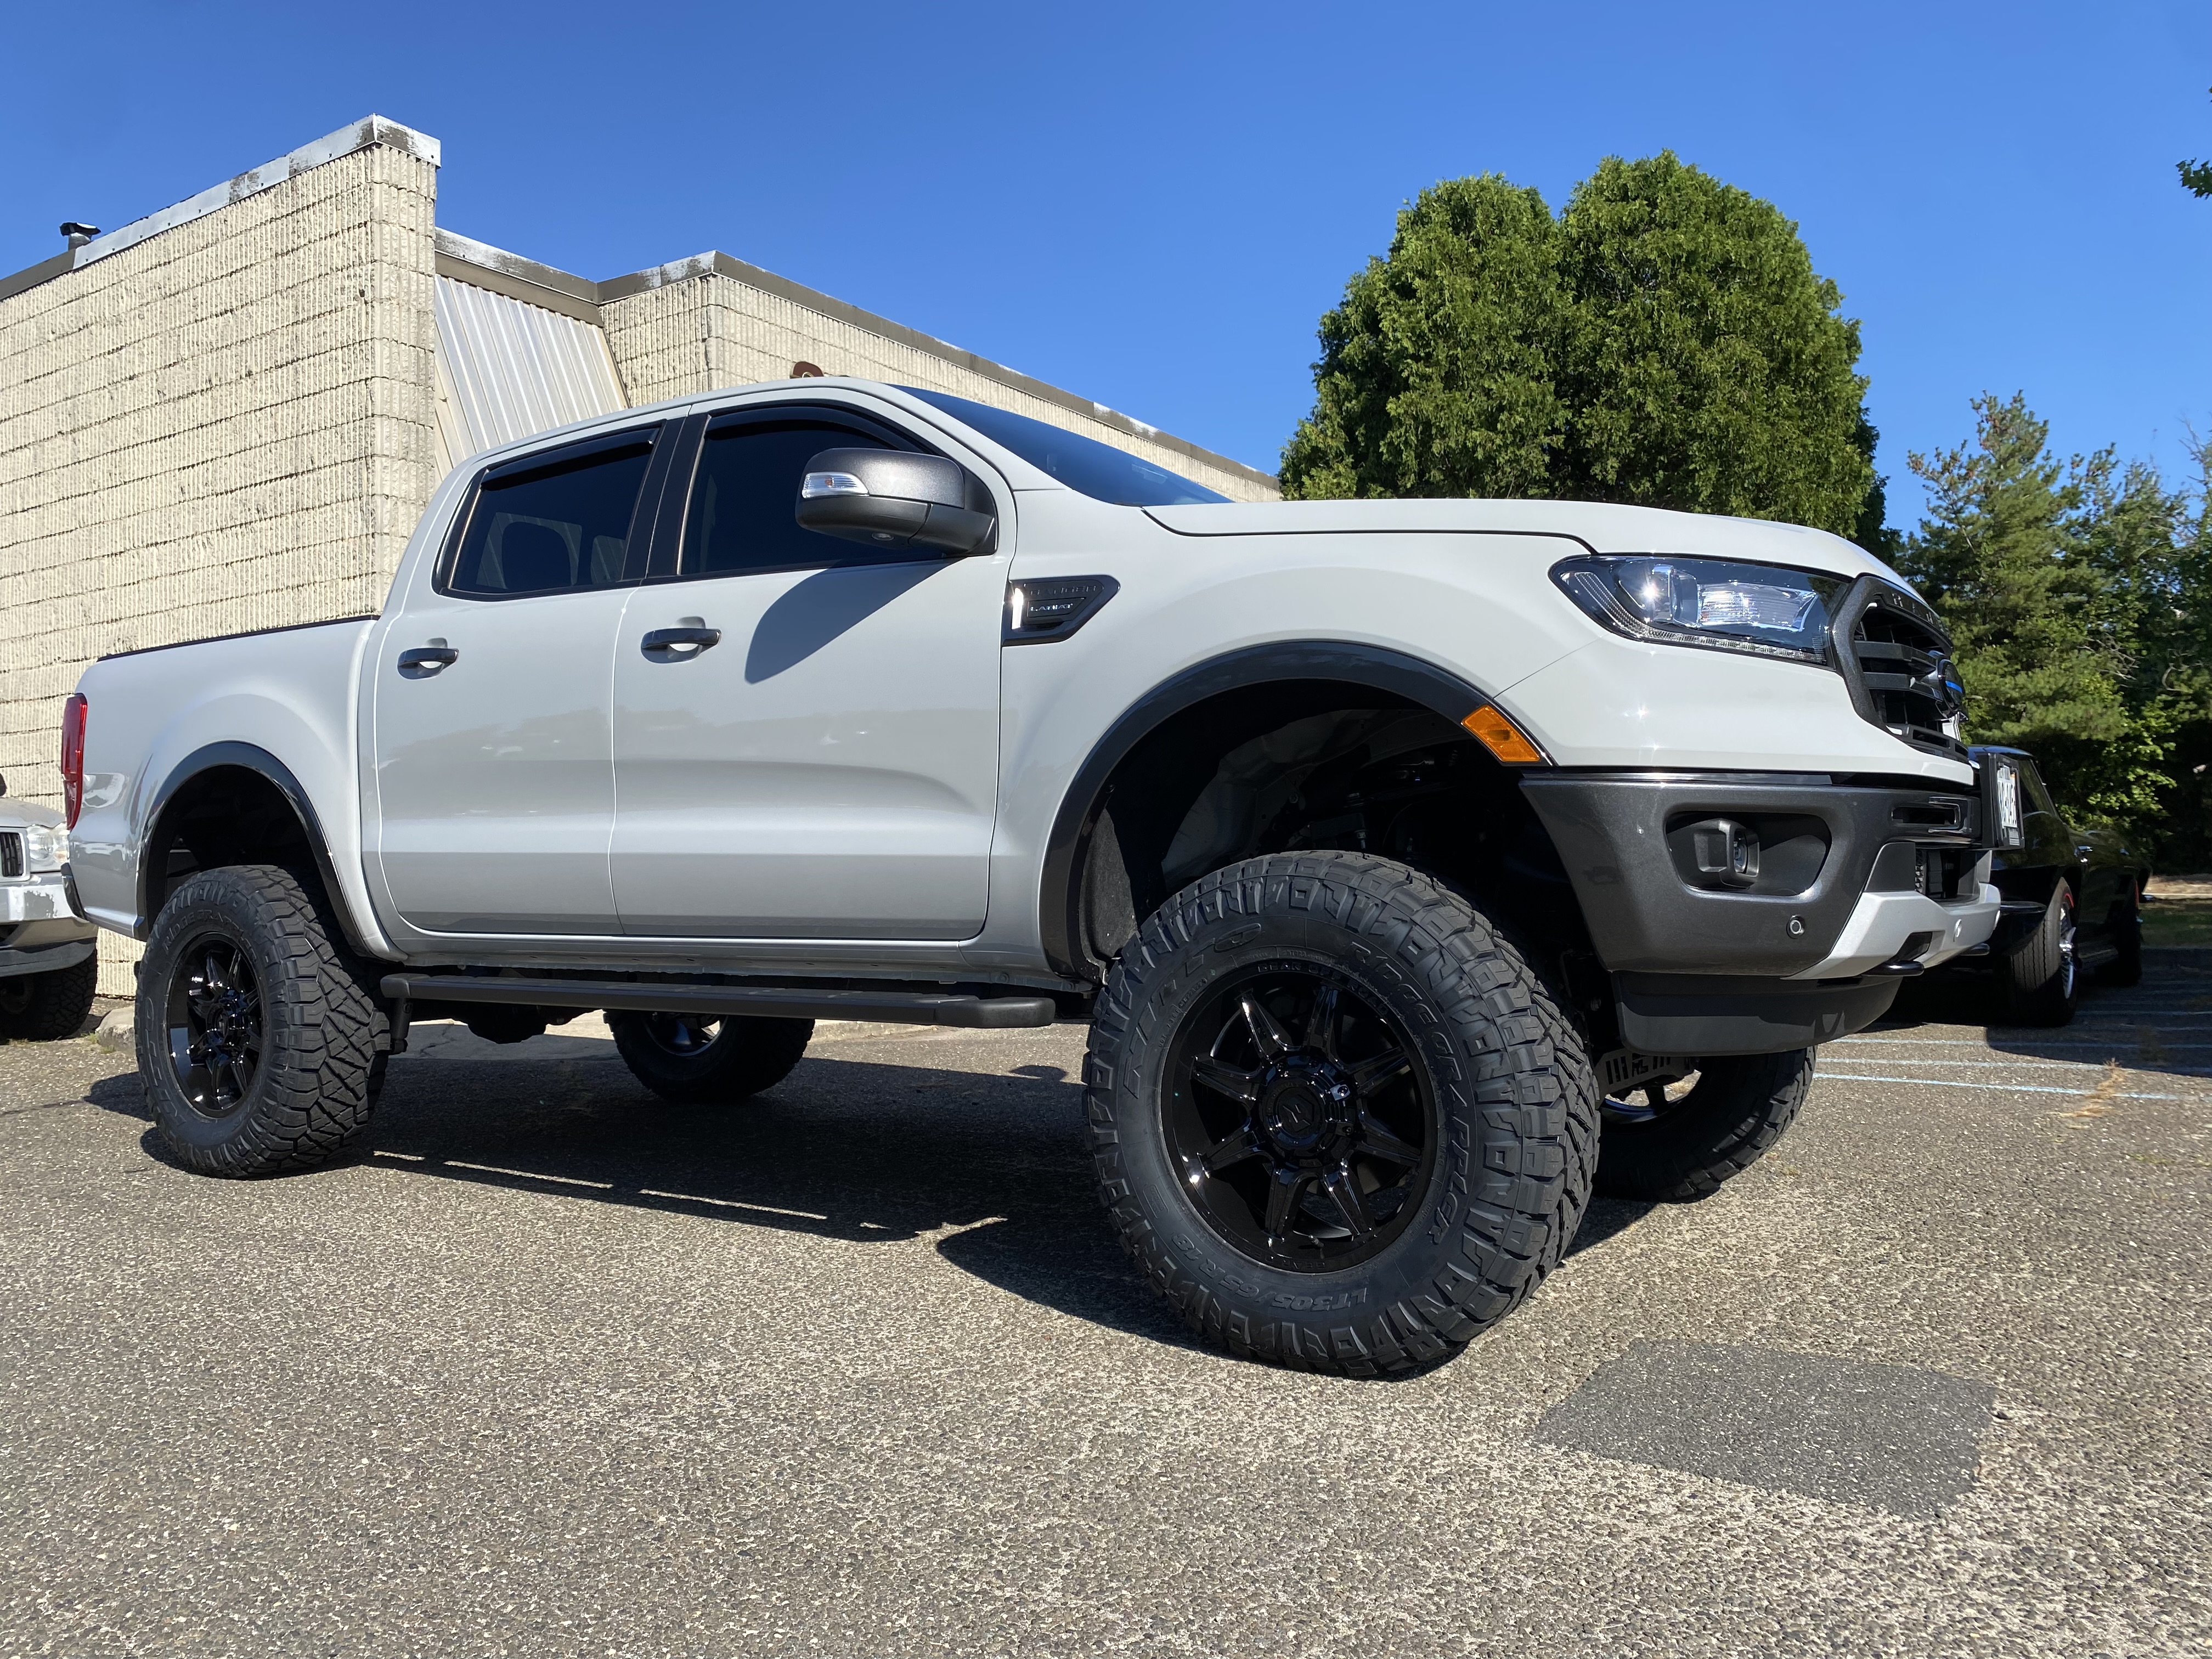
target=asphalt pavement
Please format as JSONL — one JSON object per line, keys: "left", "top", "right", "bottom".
{"left": 1, "top": 971, "right": 2207, "bottom": 1657}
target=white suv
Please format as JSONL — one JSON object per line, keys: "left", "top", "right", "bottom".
{"left": 0, "top": 776, "right": 97, "bottom": 1040}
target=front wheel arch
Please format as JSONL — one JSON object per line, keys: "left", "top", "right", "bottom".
{"left": 1036, "top": 642, "right": 1545, "bottom": 981}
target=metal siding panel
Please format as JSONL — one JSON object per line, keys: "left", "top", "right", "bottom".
{"left": 432, "top": 276, "right": 629, "bottom": 464}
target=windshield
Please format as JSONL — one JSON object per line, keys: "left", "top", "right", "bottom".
{"left": 900, "top": 388, "right": 1229, "bottom": 506}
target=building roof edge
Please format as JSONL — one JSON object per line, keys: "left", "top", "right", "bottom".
{"left": 596, "top": 249, "right": 1278, "bottom": 487}
{"left": 0, "top": 114, "right": 439, "bottom": 301}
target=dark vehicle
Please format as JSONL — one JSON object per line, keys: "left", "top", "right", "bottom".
{"left": 1952, "top": 747, "right": 2147, "bottom": 1025}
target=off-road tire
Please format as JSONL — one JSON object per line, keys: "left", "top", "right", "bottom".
{"left": 0, "top": 955, "right": 98, "bottom": 1041}
{"left": 1595, "top": 1049, "right": 1814, "bottom": 1201}
{"left": 2002, "top": 884, "right": 2079, "bottom": 1027}
{"left": 1084, "top": 851, "right": 1598, "bottom": 1378}
{"left": 2096, "top": 890, "right": 2143, "bottom": 988}
{"left": 137, "top": 864, "right": 390, "bottom": 1177}
{"left": 609, "top": 1012, "right": 814, "bottom": 1104}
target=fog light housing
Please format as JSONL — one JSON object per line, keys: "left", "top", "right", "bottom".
{"left": 1687, "top": 817, "right": 1760, "bottom": 890}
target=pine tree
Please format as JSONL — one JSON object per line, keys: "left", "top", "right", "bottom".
{"left": 1901, "top": 395, "right": 2171, "bottom": 825}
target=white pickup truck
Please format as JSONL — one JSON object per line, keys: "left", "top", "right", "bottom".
{"left": 64, "top": 377, "right": 2003, "bottom": 1375}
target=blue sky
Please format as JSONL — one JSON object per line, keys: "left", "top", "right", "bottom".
{"left": 5, "top": 1, "right": 2207, "bottom": 529}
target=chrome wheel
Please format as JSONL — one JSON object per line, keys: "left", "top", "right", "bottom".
{"left": 165, "top": 934, "right": 262, "bottom": 1116}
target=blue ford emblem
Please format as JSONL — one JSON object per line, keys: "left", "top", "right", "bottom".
{"left": 1932, "top": 655, "right": 1965, "bottom": 716}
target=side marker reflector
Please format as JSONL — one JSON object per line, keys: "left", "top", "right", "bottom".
{"left": 1462, "top": 704, "right": 1546, "bottom": 765}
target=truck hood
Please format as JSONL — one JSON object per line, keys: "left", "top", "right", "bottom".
{"left": 1144, "top": 499, "right": 1909, "bottom": 589}
{"left": 0, "top": 796, "right": 64, "bottom": 830}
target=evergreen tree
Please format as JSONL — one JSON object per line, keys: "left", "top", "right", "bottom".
{"left": 1280, "top": 175, "right": 1566, "bottom": 501}
{"left": 1282, "top": 154, "right": 1880, "bottom": 544}
{"left": 1900, "top": 395, "right": 2172, "bottom": 825}
{"left": 1553, "top": 154, "right": 1875, "bottom": 535}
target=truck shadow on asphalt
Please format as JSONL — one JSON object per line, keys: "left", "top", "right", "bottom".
{"left": 1884, "top": 969, "right": 2212, "bottom": 1082}
{"left": 85, "top": 1045, "right": 1653, "bottom": 1350}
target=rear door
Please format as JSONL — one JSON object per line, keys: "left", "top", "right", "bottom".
{"left": 371, "top": 425, "right": 670, "bottom": 936}
{"left": 608, "top": 402, "right": 1007, "bottom": 940}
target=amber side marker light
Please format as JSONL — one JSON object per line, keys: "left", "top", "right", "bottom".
{"left": 1462, "top": 703, "right": 1547, "bottom": 765}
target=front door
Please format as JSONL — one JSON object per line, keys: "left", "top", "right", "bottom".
{"left": 609, "top": 404, "right": 1006, "bottom": 940}
{"left": 372, "top": 425, "right": 666, "bottom": 936}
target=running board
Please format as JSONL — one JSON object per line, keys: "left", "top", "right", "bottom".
{"left": 379, "top": 974, "right": 1057, "bottom": 1029}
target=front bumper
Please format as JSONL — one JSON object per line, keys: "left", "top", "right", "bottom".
{"left": 0, "top": 866, "right": 98, "bottom": 979}
{"left": 1523, "top": 771, "right": 2000, "bottom": 1056}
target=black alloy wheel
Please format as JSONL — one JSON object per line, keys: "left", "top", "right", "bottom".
{"left": 1086, "top": 850, "right": 1598, "bottom": 1377}
{"left": 166, "top": 933, "right": 263, "bottom": 1115}
{"left": 608, "top": 1009, "right": 814, "bottom": 1104}
{"left": 637, "top": 1011, "right": 721, "bottom": 1058}
{"left": 1593, "top": 1049, "right": 1814, "bottom": 1201}
{"left": 136, "top": 864, "right": 389, "bottom": 1176}
{"left": 1166, "top": 967, "right": 1434, "bottom": 1272}
{"left": 1600, "top": 1069, "right": 1702, "bottom": 1126}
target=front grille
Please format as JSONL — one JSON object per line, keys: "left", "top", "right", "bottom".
{"left": 0, "top": 832, "right": 21, "bottom": 879}
{"left": 1841, "top": 582, "right": 1967, "bottom": 761}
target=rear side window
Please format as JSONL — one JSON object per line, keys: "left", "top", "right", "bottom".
{"left": 445, "top": 430, "right": 658, "bottom": 598}
{"left": 681, "top": 417, "right": 897, "bottom": 577}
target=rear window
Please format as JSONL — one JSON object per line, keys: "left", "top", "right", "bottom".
{"left": 899, "top": 388, "right": 1228, "bottom": 506}
{"left": 445, "top": 430, "right": 657, "bottom": 598}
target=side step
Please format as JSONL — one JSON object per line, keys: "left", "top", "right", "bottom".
{"left": 379, "top": 974, "right": 1058, "bottom": 1030}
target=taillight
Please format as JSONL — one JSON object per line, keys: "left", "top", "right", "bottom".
{"left": 60, "top": 693, "right": 87, "bottom": 828}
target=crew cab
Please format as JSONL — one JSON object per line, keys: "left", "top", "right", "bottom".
{"left": 63, "top": 377, "right": 2001, "bottom": 1375}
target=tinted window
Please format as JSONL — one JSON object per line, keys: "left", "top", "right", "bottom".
{"left": 682, "top": 419, "right": 895, "bottom": 575}
{"left": 447, "top": 433, "right": 656, "bottom": 597}
{"left": 899, "top": 387, "right": 1228, "bottom": 506}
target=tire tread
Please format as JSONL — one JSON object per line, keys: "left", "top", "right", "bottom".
{"left": 1084, "top": 851, "right": 1596, "bottom": 1378}
{"left": 137, "top": 865, "right": 388, "bottom": 1177}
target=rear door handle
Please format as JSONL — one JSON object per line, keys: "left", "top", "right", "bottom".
{"left": 641, "top": 624, "right": 722, "bottom": 658}
{"left": 398, "top": 643, "right": 459, "bottom": 673}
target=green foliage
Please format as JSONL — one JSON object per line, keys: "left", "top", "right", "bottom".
{"left": 1899, "top": 395, "right": 2198, "bottom": 840}
{"left": 2181, "top": 86, "right": 2212, "bottom": 197}
{"left": 1281, "top": 175, "right": 1566, "bottom": 502}
{"left": 1282, "top": 153, "right": 1881, "bottom": 544}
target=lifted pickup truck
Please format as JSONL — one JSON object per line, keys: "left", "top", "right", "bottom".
{"left": 66, "top": 378, "right": 1999, "bottom": 1375}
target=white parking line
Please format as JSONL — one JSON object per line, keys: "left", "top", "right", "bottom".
{"left": 1843, "top": 1038, "right": 2212, "bottom": 1049}
{"left": 1815, "top": 1072, "right": 2180, "bottom": 1099}
{"left": 1822, "top": 1066, "right": 2132, "bottom": 1079}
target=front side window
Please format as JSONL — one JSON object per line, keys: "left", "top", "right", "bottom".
{"left": 445, "top": 430, "right": 657, "bottom": 598}
{"left": 681, "top": 417, "right": 898, "bottom": 576}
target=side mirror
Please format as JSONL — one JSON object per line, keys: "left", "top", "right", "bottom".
{"left": 796, "top": 449, "right": 996, "bottom": 556}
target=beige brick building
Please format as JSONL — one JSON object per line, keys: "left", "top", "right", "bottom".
{"left": 0, "top": 116, "right": 1277, "bottom": 991}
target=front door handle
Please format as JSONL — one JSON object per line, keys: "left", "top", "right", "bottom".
{"left": 641, "top": 624, "right": 722, "bottom": 658}
{"left": 398, "top": 642, "right": 459, "bottom": 674}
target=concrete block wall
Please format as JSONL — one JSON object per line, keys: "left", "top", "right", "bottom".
{"left": 601, "top": 266, "right": 1279, "bottom": 504}
{"left": 0, "top": 140, "right": 441, "bottom": 991}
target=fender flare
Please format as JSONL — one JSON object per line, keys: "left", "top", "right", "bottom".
{"left": 1036, "top": 640, "right": 1498, "bottom": 980}
{"left": 135, "top": 741, "right": 376, "bottom": 957}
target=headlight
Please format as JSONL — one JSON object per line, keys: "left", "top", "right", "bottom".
{"left": 1552, "top": 555, "right": 1848, "bottom": 665}
{"left": 22, "top": 823, "right": 66, "bottom": 873}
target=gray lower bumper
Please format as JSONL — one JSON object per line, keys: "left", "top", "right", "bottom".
{"left": 0, "top": 936, "right": 95, "bottom": 979}
{"left": 1615, "top": 972, "right": 1903, "bottom": 1057}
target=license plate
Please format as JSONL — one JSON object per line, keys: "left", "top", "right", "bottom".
{"left": 1599, "top": 1049, "right": 1690, "bottom": 1093}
